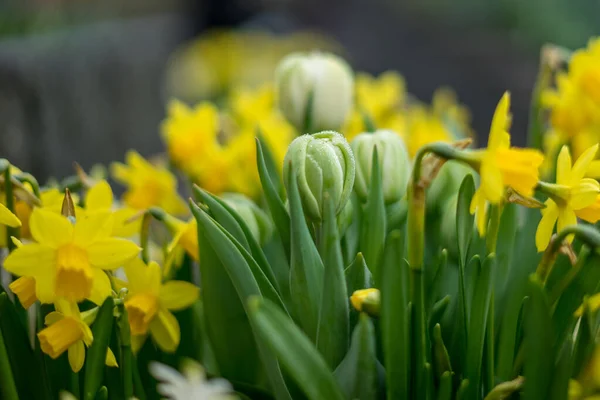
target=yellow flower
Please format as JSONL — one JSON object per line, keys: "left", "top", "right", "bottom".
{"left": 111, "top": 151, "right": 187, "bottom": 216}
{"left": 84, "top": 180, "right": 141, "bottom": 238}
{"left": 9, "top": 276, "right": 37, "bottom": 309}
{"left": 38, "top": 299, "right": 117, "bottom": 372}
{"left": 404, "top": 106, "right": 453, "bottom": 158}
{"left": 535, "top": 144, "right": 600, "bottom": 251}
{"left": 124, "top": 258, "right": 199, "bottom": 353}
{"left": 166, "top": 218, "right": 198, "bottom": 261}
{"left": 470, "top": 92, "right": 544, "bottom": 235}
{"left": 350, "top": 288, "right": 380, "bottom": 316}
{"left": 3, "top": 208, "right": 141, "bottom": 303}
{"left": 161, "top": 100, "right": 220, "bottom": 174}
{"left": 0, "top": 202, "right": 20, "bottom": 228}
{"left": 574, "top": 292, "right": 600, "bottom": 317}
{"left": 230, "top": 83, "right": 276, "bottom": 125}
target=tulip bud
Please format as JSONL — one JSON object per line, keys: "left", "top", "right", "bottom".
{"left": 221, "top": 193, "right": 273, "bottom": 246}
{"left": 427, "top": 160, "right": 474, "bottom": 210}
{"left": 275, "top": 52, "right": 354, "bottom": 132}
{"left": 351, "top": 130, "right": 411, "bottom": 203}
{"left": 284, "top": 131, "right": 355, "bottom": 221}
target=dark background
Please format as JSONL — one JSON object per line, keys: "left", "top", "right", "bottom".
{"left": 0, "top": 0, "right": 598, "bottom": 180}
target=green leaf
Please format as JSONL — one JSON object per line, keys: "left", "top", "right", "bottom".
{"left": 386, "top": 198, "right": 408, "bottom": 233}
{"left": 342, "top": 194, "right": 362, "bottom": 265}
{"left": 205, "top": 190, "right": 286, "bottom": 300}
{"left": 494, "top": 203, "right": 517, "bottom": 302}
{"left": 345, "top": 252, "right": 372, "bottom": 296}
{"left": 287, "top": 165, "right": 324, "bottom": 341}
{"left": 437, "top": 371, "right": 452, "bottom": 400}
{"left": 483, "top": 376, "right": 524, "bottom": 400}
{"left": 550, "top": 338, "right": 573, "bottom": 400}
{"left": 0, "top": 293, "right": 50, "bottom": 398}
{"left": 334, "top": 314, "right": 377, "bottom": 400}
{"left": 193, "top": 202, "right": 287, "bottom": 315}
{"left": 428, "top": 249, "right": 448, "bottom": 309}
{"left": 194, "top": 205, "right": 264, "bottom": 385}
{"left": 0, "top": 318, "right": 18, "bottom": 400}
{"left": 249, "top": 297, "right": 345, "bottom": 400}
{"left": 257, "top": 129, "right": 285, "bottom": 198}
{"left": 191, "top": 202, "right": 292, "bottom": 399}
{"left": 523, "top": 275, "right": 554, "bottom": 400}
{"left": 465, "top": 254, "right": 494, "bottom": 399}
{"left": 316, "top": 193, "right": 349, "bottom": 368}
{"left": 429, "top": 295, "right": 451, "bottom": 336}
{"left": 94, "top": 386, "right": 108, "bottom": 400}
{"left": 84, "top": 297, "right": 115, "bottom": 400}
{"left": 256, "top": 138, "right": 291, "bottom": 259}
{"left": 359, "top": 148, "right": 387, "bottom": 286}
{"left": 381, "top": 231, "right": 410, "bottom": 399}
{"left": 572, "top": 304, "right": 594, "bottom": 377}
{"left": 192, "top": 185, "right": 250, "bottom": 251}
{"left": 456, "top": 379, "right": 469, "bottom": 400}
{"left": 432, "top": 324, "right": 452, "bottom": 379}
{"left": 456, "top": 175, "right": 475, "bottom": 269}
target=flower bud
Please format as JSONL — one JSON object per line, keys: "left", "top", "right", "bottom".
{"left": 275, "top": 52, "right": 354, "bottom": 132}
{"left": 351, "top": 130, "right": 411, "bottom": 203}
{"left": 350, "top": 288, "right": 380, "bottom": 317}
{"left": 284, "top": 131, "right": 355, "bottom": 221}
{"left": 221, "top": 193, "right": 273, "bottom": 246}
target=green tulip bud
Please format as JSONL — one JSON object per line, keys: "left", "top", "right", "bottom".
{"left": 275, "top": 52, "right": 354, "bottom": 132}
{"left": 427, "top": 160, "right": 475, "bottom": 210}
{"left": 221, "top": 193, "right": 273, "bottom": 245}
{"left": 284, "top": 131, "right": 355, "bottom": 221}
{"left": 351, "top": 130, "right": 411, "bottom": 204}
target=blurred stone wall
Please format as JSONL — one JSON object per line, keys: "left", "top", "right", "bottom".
{"left": 0, "top": 13, "right": 191, "bottom": 180}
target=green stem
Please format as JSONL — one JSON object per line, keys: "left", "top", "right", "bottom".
{"left": 486, "top": 205, "right": 502, "bottom": 254}
{"left": 0, "top": 327, "right": 19, "bottom": 400}
{"left": 410, "top": 267, "right": 427, "bottom": 396}
{"left": 485, "top": 294, "right": 495, "bottom": 395}
{"left": 549, "top": 247, "right": 590, "bottom": 305}
{"left": 140, "top": 213, "right": 152, "bottom": 264}
{"left": 14, "top": 173, "right": 41, "bottom": 198}
{"left": 4, "top": 168, "right": 18, "bottom": 252}
{"left": 71, "top": 371, "right": 80, "bottom": 398}
{"left": 119, "top": 306, "right": 134, "bottom": 399}
{"left": 132, "top": 358, "right": 147, "bottom": 400}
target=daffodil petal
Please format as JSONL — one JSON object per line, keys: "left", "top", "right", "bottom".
{"left": 575, "top": 195, "right": 600, "bottom": 223}
{"left": 111, "top": 207, "right": 142, "bottom": 238}
{"left": 587, "top": 160, "right": 600, "bottom": 179}
{"left": 86, "top": 180, "right": 114, "bottom": 211}
{"left": 44, "top": 311, "right": 64, "bottom": 326}
{"left": 557, "top": 209, "right": 578, "bottom": 243}
{"left": 88, "top": 269, "right": 111, "bottom": 305}
{"left": 105, "top": 348, "right": 118, "bottom": 367}
{"left": 480, "top": 158, "right": 504, "bottom": 204}
{"left": 555, "top": 146, "right": 572, "bottom": 186}
{"left": 0, "top": 203, "right": 21, "bottom": 227}
{"left": 73, "top": 212, "right": 114, "bottom": 247}
{"left": 36, "top": 271, "right": 57, "bottom": 304}
{"left": 488, "top": 92, "right": 511, "bottom": 150}
{"left": 570, "top": 144, "right": 599, "bottom": 184}
{"left": 87, "top": 238, "right": 141, "bottom": 270}
{"left": 536, "top": 201, "right": 559, "bottom": 252}
{"left": 124, "top": 258, "right": 161, "bottom": 295}
{"left": 149, "top": 308, "right": 180, "bottom": 353}
{"left": 570, "top": 178, "right": 600, "bottom": 209}
{"left": 159, "top": 281, "right": 200, "bottom": 311}
{"left": 30, "top": 208, "right": 73, "bottom": 248}
{"left": 3, "top": 243, "right": 55, "bottom": 276}
{"left": 68, "top": 341, "right": 85, "bottom": 373}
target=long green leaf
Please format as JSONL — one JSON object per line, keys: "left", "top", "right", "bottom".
{"left": 523, "top": 274, "right": 554, "bottom": 400}
{"left": 257, "top": 130, "right": 285, "bottom": 198}
{"left": 345, "top": 252, "right": 372, "bottom": 296}
{"left": 191, "top": 202, "right": 292, "bottom": 399}
{"left": 432, "top": 324, "right": 452, "bottom": 378}
{"left": 195, "top": 205, "right": 264, "bottom": 385}
{"left": 287, "top": 165, "right": 324, "bottom": 341}
{"left": 0, "top": 293, "right": 50, "bottom": 398}
{"left": 465, "top": 254, "right": 494, "bottom": 399}
{"left": 334, "top": 314, "right": 377, "bottom": 400}
{"left": 316, "top": 193, "right": 349, "bottom": 368}
{"left": 0, "top": 320, "right": 18, "bottom": 400}
{"left": 437, "top": 371, "right": 452, "bottom": 400}
{"left": 359, "top": 149, "right": 386, "bottom": 286}
{"left": 550, "top": 338, "right": 573, "bottom": 400}
{"left": 84, "top": 297, "right": 114, "bottom": 400}
{"left": 249, "top": 297, "right": 344, "bottom": 400}
{"left": 256, "top": 138, "right": 291, "bottom": 259}
{"left": 381, "top": 230, "right": 410, "bottom": 399}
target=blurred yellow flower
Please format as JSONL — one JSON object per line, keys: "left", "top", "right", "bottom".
{"left": 84, "top": 180, "right": 141, "bottom": 238}
{"left": 124, "top": 258, "right": 199, "bottom": 353}
{"left": 536, "top": 144, "right": 600, "bottom": 251}
{"left": 38, "top": 299, "right": 117, "bottom": 372}
{"left": 404, "top": 106, "right": 453, "bottom": 159}
{"left": 111, "top": 151, "right": 187, "bottom": 216}
{"left": 4, "top": 208, "right": 140, "bottom": 304}
{"left": 470, "top": 92, "right": 544, "bottom": 235}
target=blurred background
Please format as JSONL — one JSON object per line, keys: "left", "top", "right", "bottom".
{"left": 0, "top": 0, "right": 598, "bottom": 181}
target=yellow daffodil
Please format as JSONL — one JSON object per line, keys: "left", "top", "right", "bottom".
{"left": 161, "top": 100, "right": 220, "bottom": 174}
{"left": 535, "top": 144, "right": 600, "bottom": 251}
{"left": 3, "top": 208, "right": 141, "bottom": 303}
{"left": 166, "top": 217, "right": 198, "bottom": 261}
{"left": 230, "top": 83, "right": 276, "bottom": 125}
{"left": 124, "top": 258, "right": 199, "bottom": 353}
{"left": 0, "top": 202, "right": 20, "bottom": 228}
{"left": 38, "top": 299, "right": 117, "bottom": 372}
{"left": 111, "top": 151, "right": 187, "bottom": 216}
{"left": 9, "top": 276, "right": 37, "bottom": 309}
{"left": 404, "top": 106, "right": 454, "bottom": 158}
{"left": 84, "top": 180, "right": 141, "bottom": 238}
{"left": 470, "top": 92, "right": 544, "bottom": 235}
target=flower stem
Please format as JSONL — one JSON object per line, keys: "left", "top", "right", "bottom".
{"left": 119, "top": 305, "right": 134, "bottom": 399}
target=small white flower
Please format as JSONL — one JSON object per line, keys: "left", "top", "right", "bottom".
{"left": 150, "top": 360, "right": 236, "bottom": 400}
